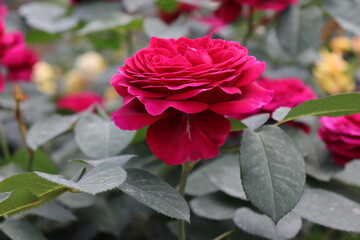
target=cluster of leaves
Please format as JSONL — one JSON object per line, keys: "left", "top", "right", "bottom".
{"left": 1, "top": 0, "right": 360, "bottom": 239}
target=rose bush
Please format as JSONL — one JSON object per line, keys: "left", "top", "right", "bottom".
{"left": 111, "top": 34, "right": 273, "bottom": 165}
{"left": 319, "top": 114, "right": 360, "bottom": 165}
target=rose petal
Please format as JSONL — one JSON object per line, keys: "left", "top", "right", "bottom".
{"left": 146, "top": 112, "right": 231, "bottom": 165}
{"left": 111, "top": 98, "right": 171, "bottom": 130}
{"left": 138, "top": 96, "right": 209, "bottom": 116}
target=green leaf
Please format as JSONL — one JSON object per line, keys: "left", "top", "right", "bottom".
{"left": 22, "top": 201, "right": 76, "bottom": 223}
{"left": 36, "top": 162, "right": 127, "bottom": 195}
{"left": 119, "top": 168, "right": 190, "bottom": 222}
{"left": 241, "top": 113, "right": 270, "bottom": 130}
{"left": 294, "top": 189, "right": 360, "bottom": 232}
{"left": 11, "top": 149, "right": 57, "bottom": 174}
{"left": 75, "top": 114, "right": 135, "bottom": 158}
{"left": 26, "top": 114, "right": 79, "bottom": 150}
{"left": 240, "top": 126, "right": 305, "bottom": 223}
{"left": 0, "top": 219, "right": 47, "bottom": 240}
{"left": 78, "top": 12, "right": 134, "bottom": 35}
{"left": 186, "top": 156, "right": 226, "bottom": 196}
{"left": 0, "top": 174, "right": 66, "bottom": 216}
{"left": 205, "top": 161, "right": 247, "bottom": 200}
{"left": 335, "top": 161, "right": 360, "bottom": 187}
{"left": 282, "top": 126, "right": 342, "bottom": 181}
{"left": 272, "top": 107, "right": 291, "bottom": 122}
{"left": 156, "top": 0, "right": 178, "bottom": 12}
{"left": 280, "top": 93, "right": 360, "bottom": 124}
{"left": 277, "top": 6, "right": 323, "bottom": 56}
{"left": 74, "top": 154, "right": 135, "bottom": 168}
{"left": 229, "top": 118, "right": 248, "bottom": 131}
{"left": 190, "top": 192, "right": 243, "bottom": 220}
{"left": 19, "top": 2, "right": 78, "bottom": 33}
{"left": 323, "top": 0, "right": 360, "bottom": 36}
{"left": 233, "top": 208, "right": 302, "bottom": 240}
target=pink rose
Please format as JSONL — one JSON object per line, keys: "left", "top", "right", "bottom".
{"left": 1, "top": 44, "right": 39, "bottom": 81}
{"left": 111, "top": 35, "right": 273, "bottom": 165}
{"left": 57, "top": 92, "right": 104, "bottom": 113}
{"left": 257, "top": 77, "right": 316, "bottom": 112}
{"left": 319, "top": 114, "right": 360, "bottom": 165}
{"left": 157, "top": 2, "right": 198, "bottom": 25}
{"left": 232, "top": 77, "right": 316, "bottom": 133}
{"left": 237, "top": 0, "right": 297, "bottom": 11}
{"left": 214, "top": 0, "right": 242, "bottom": 24}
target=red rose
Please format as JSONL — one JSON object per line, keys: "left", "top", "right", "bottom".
{"left": 1, "top": 44, "right": 39, "bottom": 81}
{"left": 157, "top": 2, "right": 198, "bottom": 25}
{"left": 236, "top": 0, "right": 297, "bottom": 11}
{"left": 257, "top": 77, "right": 316, "bottom": 112}
{"left": 232, "top": 77, "right": 316, "bottom": 133}
{"left": 319, "top": 114, "right": 360, "bottom": 165}
{"left": 57, "top": 92, "right": 104, "bottom": 113}
{"left": 111, "top": 35, "right": 273, "bottom": 165}
{"left": 214, "top": 0, "right": 242, "bottom": 24}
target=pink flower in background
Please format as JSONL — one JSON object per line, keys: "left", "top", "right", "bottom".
{"left": 236, "top": 0, "right": 297, "bottom": 11}
{"left": 0, "top": 72, "right": 4, "bottom": 92}
{"left": 231, "top": 77, "right": 316, "bottom": 133}
{"left": 319, "top": 114, "right": 360, "bottom": 165}
{"left": 202, "top": 0, "right": 242, "bottom": 33}
{"left": 213, "top": 0, "right": 242, "bottom": 24}
{"left": 111, "top": 34, "right": 272, "bottom": 165}
{"left": 257, "top": 77, "right": 316, "bottom": 113}
{"left": 0, "top": 8, "right": 39, "bottom": 83}
{"left": 157, "top": 2, "right": 198, "bottom": 25}
{"left": 2, "top": 44, "right": 39, "bottom": 81}
{"left": 57, "top": 92, "right": 104, "bottom": 113}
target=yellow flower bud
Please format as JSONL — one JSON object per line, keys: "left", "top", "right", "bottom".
{"left": 32, "top": 62, "right": 57, "bottom": 94}
{"left": 63, "top": 69, "right": 85, "bottom": 94}
{"left": 74, "top": 51, "right": 107, "bottom": 83}
{"left": 313, "top": 50, "right": 355, "bottom": 95}
{"left": 329, "top": 36, "right": 352, "bottom": 53}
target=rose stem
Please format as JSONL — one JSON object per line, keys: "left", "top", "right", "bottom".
{"left": 0, "top": 125, "right": 10, "bottom": 160}
{"left": 243, "top": 7, "right": 255, "bottom": 45}
{"left": 177, "top": 161, "right": 196, "bottom": 240}
{"left": 213, "top": 228, "right": 238, "bottom": 240}
{"left": 13, "top": 85, "right": 34, "bottom": 171}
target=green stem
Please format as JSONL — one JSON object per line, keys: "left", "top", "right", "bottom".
{"left": 213, "top": 228, "right": 237, "bottom": 240}
{"left": 0, "top": 125, "right": 10, "bottom": 160}
{"left": 243, "top": 7, "right": 255, "bottom": 45}
{"left": 177, "top": 161, "right": 196, "bottom": 240}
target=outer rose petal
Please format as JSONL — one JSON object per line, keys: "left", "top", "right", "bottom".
{"left": 146, "top": 112, "right": 231, "bottom": 165}
{"left": 111, "top": 98, "right": 172, "bottom": 130}
{"left": 138, "top": 96, "right": 209, "bottom": 116}
{"left": 209, "top": 83, "right": 273, "bottom": 115}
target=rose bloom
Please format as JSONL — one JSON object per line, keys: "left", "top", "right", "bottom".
{"left": 257, "top": 77, "right": 316, "bottom": 113}
{"left": 157, "top": 2, "right": 198, "bottom": 25}
{"left": 2, "top": 44, "right": 39, "bottom": 81}
{"left": 111, "top": 35, "right": 273, "bottom": 165}
{"left": 57, "top": 92, "right": 103, "bottom": 113}
{"left": 237, "top": 0, "right": 297, "bottom": 11}
{"left": 319, "top": 114, "right": 360, "bottom": 165}
{"left": 231, "top": 77, "right": 316, "bottom": 133}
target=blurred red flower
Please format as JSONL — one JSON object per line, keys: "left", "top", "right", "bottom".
{"left": 319, "top": 114, "right": 360, "bottom": 165}
{"left": 237, "top": 0, "right": 297, "bottom": 11}
{"left": 57, "top": 92, "right": 104, "bottom": 113}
